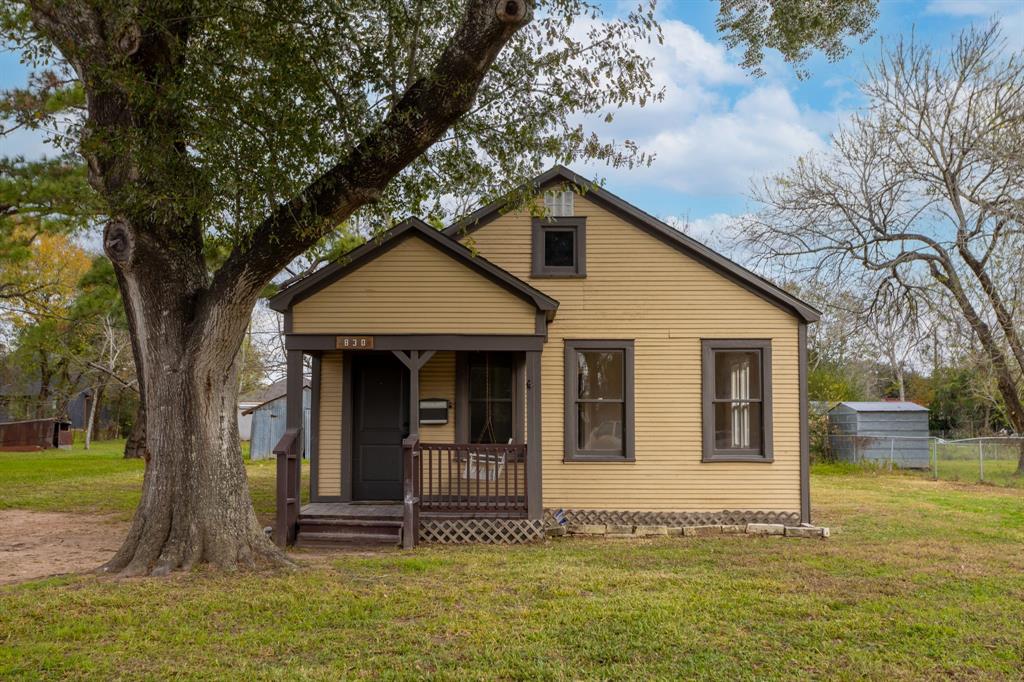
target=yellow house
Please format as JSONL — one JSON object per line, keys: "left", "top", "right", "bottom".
{"left": 268, "top": 166, "right": 819, "bottom": 547}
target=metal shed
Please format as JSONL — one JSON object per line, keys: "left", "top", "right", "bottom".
{"left": 243, "top": 385, "right": 311, "bottom": 460}
{"left": 828, "top": 401, "right": 930, "bottom": 468}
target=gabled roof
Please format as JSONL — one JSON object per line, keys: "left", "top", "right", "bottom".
{"left": 268, "top": 217, "right": 559, "bottom": 317}
{"left": 443, "top": 165, "right": 821, "bottom": 323}
{"left": 831, "top": 401, "right": 929, "bottom": 413}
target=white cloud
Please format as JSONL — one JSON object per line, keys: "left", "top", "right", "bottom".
{"left": 596, "top": 85, "right": 826, "bottom": 196}
{"left": 925, "top": 0, "right": 1018, "bottom": 16}
{"left": 926, "top": 0, "right": 1024, "bottom": 48}
{"left": 571, "top": 18, "right": 832, "bottom": 200}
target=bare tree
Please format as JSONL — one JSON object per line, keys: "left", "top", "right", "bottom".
{"left": 81, "top": 315, "right": 134, "bottom": 449}
{"left": 739, "top": 24, "right": 1024, "bottom": 473}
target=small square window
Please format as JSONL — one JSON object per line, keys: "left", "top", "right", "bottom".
{"left": 544, "top": 229, "right": 576, "bottom": 268}
{"left": 532, "top": 218, "right": 586, "bottom": 278}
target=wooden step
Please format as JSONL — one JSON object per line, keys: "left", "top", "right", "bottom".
{"left": 299, "top": 517, "right": 403, "bottom": 528}
{"left": 298, "top": 517, "right": 402, "bottom": 537}
{"left": 295, "top": 531, "right": 399, "bottom": 547}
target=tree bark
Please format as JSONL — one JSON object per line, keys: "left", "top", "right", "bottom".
{"left": 123, "top": 402, "right": 148, "bottom": 460}
{"left": 101, "top": 221, "right": 287, "bottom": 576}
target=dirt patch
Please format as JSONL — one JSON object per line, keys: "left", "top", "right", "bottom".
{"left": 0, "top": 510, "right": 127, "bottom": 585}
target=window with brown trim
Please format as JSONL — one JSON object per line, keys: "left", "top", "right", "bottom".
{"left": 466, "top": 351, "right": 515, "bottom": 444}
{"left": 564, "top": 340, "right": 635, "bottom": 461}
{"left": 532, "top": 217, "right": 586, "bottom": 278}
{"left": 702, "top": 340, "right": 773, "bottom": 462}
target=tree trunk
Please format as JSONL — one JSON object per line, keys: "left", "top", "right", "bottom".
{"left": 101, "top": 223, "right": 287, "bottom": 576}
{"left": 124, "top": 402, "right": 148, "bottom": 460}
{"left": 84, "top": 385, "right": 101, "bottom": 450}
{"left": 102, "top": 327, "right": 285, "bottom": 575}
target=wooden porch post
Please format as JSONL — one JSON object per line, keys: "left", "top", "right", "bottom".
{"left": 393, "top": 350, "right": 434, "bottom": 548}
{"left": 274, "top": 349, "right": 304, "bottom": 547}
{"left": 526, "top": 350, "right": 543, "bottom": 519}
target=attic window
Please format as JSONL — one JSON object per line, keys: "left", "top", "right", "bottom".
{"left": 544, "top": 190, "right": 575, "bottom": 217}
{"left": 531, "top": 217, "right": 586, "bottom": 278}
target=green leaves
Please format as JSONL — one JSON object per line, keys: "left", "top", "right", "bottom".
{"left": 717, "top": 0, "right": 879, "bottom": 79}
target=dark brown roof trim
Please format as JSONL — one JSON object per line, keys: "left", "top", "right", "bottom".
{"left": 268, "top": 218, "right": 559, "bottom": 317}
{"left": 442, "top": 165, "right": 821, "bottom": 323}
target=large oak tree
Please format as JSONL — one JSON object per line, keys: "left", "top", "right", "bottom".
{"left": 3, "top": 0, "right": 878, "bottom": 575}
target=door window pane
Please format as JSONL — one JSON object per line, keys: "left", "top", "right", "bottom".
{"left": 467, "top": 352, "right": 515, "bottom": 444}
{"left": 470, "top": 400, "right": 513, "bottom": 444}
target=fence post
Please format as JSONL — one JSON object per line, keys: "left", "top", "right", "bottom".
{"left": 978, "top": 440, "right": 984, "bottom": 482}
{"left": 931, "top": 439, "right": 938, "bottom": 480}
{"left": 889, "top": 438, "right": 894, "bottom": 471}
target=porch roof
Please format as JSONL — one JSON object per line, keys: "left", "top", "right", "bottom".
{"left": 268, "top": 218, "right": 559, "bottom": 319}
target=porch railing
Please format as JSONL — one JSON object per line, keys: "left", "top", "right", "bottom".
{"left": 416, "top": 442, "right": 528, "bottom": 515}
{"left": 401, "top": 436, "right": 420, "bottom": 549}
{"left": 273, "top": 427, "right": 302, "bottom": 547}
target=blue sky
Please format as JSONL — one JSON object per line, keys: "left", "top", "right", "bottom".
{"left": 2, "top": 0, "right": 1022, "bottom": 238}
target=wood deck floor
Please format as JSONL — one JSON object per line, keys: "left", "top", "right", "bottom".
{"left": 301, "top": 502, "right": 402, "bottom": 518}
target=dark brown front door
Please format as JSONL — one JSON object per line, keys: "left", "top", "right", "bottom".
{"left": 352, "top": 352, "right": 408, "bottom": 501}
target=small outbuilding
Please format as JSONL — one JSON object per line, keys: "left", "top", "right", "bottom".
{"left": 242, "top": 381, "right": 311, "bottom": 460}
{"left": 0, "top": 418, "right": 73, "bottom": 451}
{"left": 828, "top": 401, "right": 930, "bottom": 468}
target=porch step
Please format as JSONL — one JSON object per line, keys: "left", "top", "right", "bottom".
{"left": 300, "top": 517, "right": 403, "bottom": 529}
{"left": 295, "top": 515, "right": 402, "bottom": 548}
{"left": 295, "top": 531, "right": 400, "bottom": 547}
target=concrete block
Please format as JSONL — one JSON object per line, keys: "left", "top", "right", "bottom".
{"left": 746, "top": 523, "right": 785, "bottom": 536}
{"left": 634, "top": 525, "right": 669, "bottom": 537}
{"left": 568, "top": 523, "right": 606, "bottom": 535}
{"left": 682, "top": 525, "right": 722, "bottom": 537}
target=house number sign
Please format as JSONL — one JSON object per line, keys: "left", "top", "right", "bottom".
{"left": 335, "top": 335, "right": 374, "bottom": 350}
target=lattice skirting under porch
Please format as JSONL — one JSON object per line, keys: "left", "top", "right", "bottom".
{"left": 544, "top": 509, "right": 801, "bottom": 528}
{"left": 419, "top": 518, "right": 546, "bottom": 544}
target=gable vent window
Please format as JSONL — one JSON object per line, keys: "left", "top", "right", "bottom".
{"left": 544, "top": 190, "right": 575, "bottom": 217}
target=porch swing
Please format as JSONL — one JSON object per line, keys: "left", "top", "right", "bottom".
{"left": 464, "top": 352, "right": 509, "bottom": 482}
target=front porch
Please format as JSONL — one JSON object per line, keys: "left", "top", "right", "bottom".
{"left": 268, "top": 219, "right": 560, "bottom": 548}
{"left": 274, "top": 340, "right": 545, "bottom": 549}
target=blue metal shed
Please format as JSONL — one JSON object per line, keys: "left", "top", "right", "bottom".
{"left": 828, "top": 401, "right": 930, "bottom": 468}
{"left": 244, "top": 386, "right": 311, "bottom": 460}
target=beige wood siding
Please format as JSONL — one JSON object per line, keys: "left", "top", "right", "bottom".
{"left": 462, "top": 195, "right": 801, "bottom": 512}
{"left": 291, "top": 236, "right": 537, "bottom": 334}
{"left": 317, "top": 352, "right": 342, "bottom": 496}
{"left": 315, "top": 351, "right": 455, "bottom": 497}
{"left": 418, "top": 351, "right": 455, "bottom": 442}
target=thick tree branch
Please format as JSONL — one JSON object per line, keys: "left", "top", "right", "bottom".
{"left": 210, "top": 0, "right": 532, "bottom": 308}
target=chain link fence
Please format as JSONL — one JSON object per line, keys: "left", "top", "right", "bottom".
{"left": 828, "top": 433, "right": 1024, "bottom": 488}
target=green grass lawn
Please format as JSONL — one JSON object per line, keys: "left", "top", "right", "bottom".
{"left": 0, "top": 440, "right": 297, "bottom": 522}
{"left": 1, "top": 444, "right": 1023, "bottom": 680}
{"left": 926, "top": 441, "right": 1024, "bottom": 489}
